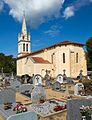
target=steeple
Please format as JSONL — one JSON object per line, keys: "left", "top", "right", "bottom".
{"left": 22, "top": 12, "right": 27, "bottom": 35}
{"left": 18, "top": 12, "right": 31, "bottom": 57}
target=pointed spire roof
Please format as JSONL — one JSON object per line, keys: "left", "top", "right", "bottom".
{"left": 22, "top": 12, "right": 27, "bottom": 35}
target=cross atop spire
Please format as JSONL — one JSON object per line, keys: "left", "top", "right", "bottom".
{"left": 22, "top": 11, "right": 27, "bottom": 35}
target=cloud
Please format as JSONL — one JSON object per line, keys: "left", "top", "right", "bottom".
{"left": 63, "top": 0, "right": 92, "bottom": 19}
{"left": 44, "top": 25, "right": 62, "bottom": 37}
{"left": 63, "top": 6, "right": 75, "bottom": 19}
{"left": 0, "top": 1, "right": 4, "bottom": 12}
{"left": 2, "top": 0, "right": 65, "bottom": 27}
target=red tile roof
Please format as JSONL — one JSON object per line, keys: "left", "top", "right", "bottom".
{"left": 17, "top": 40, "right": 84, "bottom": 60}
{"left": 31, "top": 57, "right": 51, "bottom": 64}
{"left": 31, "top": 40, "right": 84, "bottom": 55}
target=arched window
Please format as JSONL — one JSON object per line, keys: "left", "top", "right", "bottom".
{"left": 26, "top": 44, "right": 28, "bottom": 51}
{"left": 23, "top": 43, "right": 25, "bottom": 51}
{"left": 63, "top": 53, "right": 65, "bottom": 63}
{"left": 76, "top": 53, "right": 78, "bottom": 63}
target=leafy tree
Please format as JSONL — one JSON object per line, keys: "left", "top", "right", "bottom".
{"left": 0, "top": 53, "right": 16, "bottom": 73}
{"left": 86, "top": 55, "right": 92, "bottom": 71}
{"left": 86, "top": 37, "right": 92, "bottom": 71}
{"left": 86, "top": 37, "right": 92, "bottom": 61}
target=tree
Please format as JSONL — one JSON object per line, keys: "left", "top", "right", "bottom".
{"left": 0, "top": 53, "right": 16, "bottom": 73}
{"left": 86, "top": 37, "right": 92, "bottom": 61}
{"left": 86, "top": 37, "right": 92, "bottom": 71}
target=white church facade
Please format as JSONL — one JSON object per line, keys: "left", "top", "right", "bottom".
{"left": 17, "top": 16, "right": 87, "bottom": 78}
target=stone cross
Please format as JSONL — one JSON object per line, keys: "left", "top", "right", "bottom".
{"left": 79, "top": 70, "right": 83, "bottom": 81}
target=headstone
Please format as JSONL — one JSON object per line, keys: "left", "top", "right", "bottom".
{"left": 0, "top": 88, "right": 16, "bottom": 104}
{"left": 87, "top": 75, "right": 91, "bottom": 80}
{"left": 63, "top": 69, "right": 67, "bottom": 80}
{"left": 0, "top": 75, "right": 2, "bottom": 80}
{"left": 11, "top": 72, "right": 14, "bottom": 80}
{"left": 1, "top": 67, "right": 5, "bottom": 78}
{"left": 64, "top": 85, "right": 69, "bottom": 97}
{"left": 79, "top": 70, "right": 83, "bottom": 81}
{"left": 52, "top": 81, "right": 61, "bottom": 91}
{"left": 21, "top": 75, "right": 30, "bottom": 84}
{"left": 67, "top": 99, "right": 92, "bottom": 120}
{"left": 56, "top": 74, "right": 63, "bottom": 84}
{"left": 24, "top": 75, "right": 27, "bottom": 84}
{"left": 44, "top": 70, "right": 50, "bottom": 80}
{"left": 10, "top": 79, "right": 21, "bottom": 91}
{"left": 67, "top": 77, "right": 74, "bottom": 84}
{"left": 45, "top": 79, "right": 52, "bottom": 87}
{"left": 31, "top": 84, "right": 46, "bottom": 104}
{"left": 33, "top": 74, "right": 42, "bottom": 86}
{"left": 7, "top": 111, "right": 37, "bottom": 120}
{"left": 74, "top": 82, "right": 84, "bottom": 96}
{"left": 19, "top": 84, "right": 33, "bottom": 94}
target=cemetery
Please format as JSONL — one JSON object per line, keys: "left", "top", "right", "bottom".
{"left": 0, "top": 71, "right": 92, "bottom": 120}
{"left": 1, "top": 5, "right": 92, "bottom": 119}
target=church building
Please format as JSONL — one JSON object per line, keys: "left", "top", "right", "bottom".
{"left": 17, "top": 16, "right": 87, "bottom": 78}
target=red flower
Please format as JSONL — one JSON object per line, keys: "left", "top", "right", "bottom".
{"left": 54, "top": 105, "right": 66, "bottom": 112}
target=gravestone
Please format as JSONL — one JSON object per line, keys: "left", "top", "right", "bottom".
{"left": 63, "top": 69, "right": 67, "bottom": 80}
{"left": 24, "top": 75, "right": 27, "bottom": 84}
{"left": 33, "top": 74, "right": 42, "bottom": 86}
{"left": 1, "top": 67, "right": 5, "bottom": 78}
{"left": 31, "top": 84, "right": 46, "bottom": 104}
{"left": 67, "top": 99, "right": 92, "bottom": 120}
{"left": 79, "top": 70, "right": 83, "bottom": 81}
{"left": 0, "top": 75, "right": 2, "bottom": 80}
{"left": 44, "top": 70, "right": 50, "bottom": 80}
{"left": 21, "top": 74, "right": 31, "bottom": 84}
{"left": 67, "top": 77, "right": 74, "bottom": 84}
{"left": 56, "top": 74, "right": 63, "bottom": 84}
{"left": 74, "top": 82, "right": 84, "bottom": 96}
{"left": 7, "top": 111, "right": 37, "bottom": 120}
{"left": 19, "top": 84, "right": 33, "bottom": 94}
{"left": 0, "top": 88, "right": 16, "bottom": 104}
{"left": 10, "top": 72, "right": 14, "bottom": 80}
{"left": 52, "top": 81, "right": 61, "bottom": 91}
{"left": 3, "top": 77, "right": 10, "bottom": 86}
{"left": 10, "top": 79, "right": 21, "bottom": 91}
{"left": 45, "top": 79, "right": 52, "bottom": 87}
{"left": 64, "top": 85, "right": 69, "bottom": 97}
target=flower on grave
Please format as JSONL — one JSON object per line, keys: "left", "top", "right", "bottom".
{"left": 80, "top": 105, "right": 92, "bottom": 116}
{"left": 53, "top": 104, "right": 67, "bottom": 112}
{"left": 39, "top": 95, "right": 45, "bottom": 103}
{"left": 13, "top": 103, "right": 27, "bottom": 114}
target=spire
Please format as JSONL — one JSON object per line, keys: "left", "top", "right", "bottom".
{"left": 22, "top": 11, "right": 27, "bottom": 35}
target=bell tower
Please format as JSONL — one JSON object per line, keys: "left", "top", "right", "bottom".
{"left": 18, "top": 13, "right": 30, "bottom": 57}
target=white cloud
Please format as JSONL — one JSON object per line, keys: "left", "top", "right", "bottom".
{"left": 44, "top": 25, "right": 62, "bottom": 37}
{"left": 0, "top": 1, "right": 4, "bottom": 12}
{"left": 3, "top": 0, "right": 65, "bottom": 27}
{"left": 63, "top": 0, "right": 92, "bottom": 19}
{"left": 63, "top": 6, "right": 75, "bottom": 19}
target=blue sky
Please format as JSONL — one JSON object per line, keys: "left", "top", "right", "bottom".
{"left": 0, "top": 0, "right": 92, "bottom": 57}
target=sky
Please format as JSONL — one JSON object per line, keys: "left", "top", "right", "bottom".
{"left": 0, "top": 0, "right": 92, "bottom": 57}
